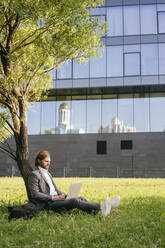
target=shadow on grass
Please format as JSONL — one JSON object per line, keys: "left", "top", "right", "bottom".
{"left": 0, "top": 195, "right": 164, "bottom": 221}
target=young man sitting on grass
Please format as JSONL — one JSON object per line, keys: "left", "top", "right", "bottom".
{"left": 28, "top": 150, "right": 120, "bottom": 217}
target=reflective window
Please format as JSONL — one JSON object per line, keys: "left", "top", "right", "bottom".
{"left": 89, "top": 7, "right": 106, "bottom": 15}
{"left": 124, "top": 53, "right": 141, "bottom": 76}
{"left": 57, "top": 61, "right": 72, "bottom": 79}
{"left": 157, "top": 4, "right": 165, "bottom": 11}
{"left": 71, "top": 100, "right": 86, "bottom": 134}
{"left": 124, "top": 6, "right": 140, "bottom": 35}
{"left": 28, "top": 102, "right": 41, "bottom": 135}
{"left": 102, "top": 97, "right": 118, "bottom": 133}
{"left": 27, "top": 95, "right": 165, "bottom": 135}
{"left": 41, "top": 102, "right": 56, "bottom": 134}
{"left": 140, "top": 5, "right": 157, "bottom": 34}
{"left": 141, "top": 44, "right": 158, "bottom": 75}
{"left": 107, "top": 46, "right": 123, "bottom": 77}
{"left": 107, "top": 7, "right": 123, "bottom": 36}
{"left": 107, "top": 5, "right": 158, "bottom": 37}
{"left": 90, "top": 48, "right": 106, "bottom": 78}
{"left": 134, "top": 96, "right": 150, "bottom": 132}
{"left": 55, "top": 101, "right": 71, "bottom": 134}
{"left": 124, "top": 45, "right": 140, "bottom": 53}
{"left": 150, "top": 97, "right": 165, "bottom": 131}
{"left": 55, "top": 79, "right": 72, "bottom": 89}
{"left": 73, "top": 60, "right": 89, "bottom": 78}
{"left": 118, "top": 96, "right": 134, "bottom": 133}
{"left": 158, "top": 11, "right": 165, "bottom": 33}
{"left": 159, "top": 43, "right": 165, "bottom": 74}
{"left": 87, "top": 99, "right": 101, "bottom": 133}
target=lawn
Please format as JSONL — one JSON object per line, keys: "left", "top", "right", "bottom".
{"left": 0, "top": 177, "right": 165, "bottom": 248}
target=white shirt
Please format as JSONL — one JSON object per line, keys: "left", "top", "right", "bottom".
{"left": 39, "top": 166, "right": 58, "bottom": 196}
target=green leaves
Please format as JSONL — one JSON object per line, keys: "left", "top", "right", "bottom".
{"left": 0, "top": 0, "right": 105, "bottom": 100}
{"left": 0, "top": 109, "right": 11, "bottom": 142}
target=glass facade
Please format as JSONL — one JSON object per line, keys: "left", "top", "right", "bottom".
{"left": 107, "top": 4, "right": 163, "bottom": 36}
{"left": 124, "top": 53, "right": 141, "bottom": 76}
{"left": 28, "top": 2, "right": 165, "bottom": 135}
{"left": 55, "top": 42, "right": 165, "bottom": 82}
{"left": 28, "top": 93, "right": 165, "bottom": 134}
{"left": 55, "top": 4, "right": 165, "bottom": 85}
{"left": 158, "top": 11, "right": 165, "bottom": 34}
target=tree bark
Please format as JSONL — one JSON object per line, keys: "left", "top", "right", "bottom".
{"left": 16, "top": 158, "right": 32, "bottom": 200}
{"left": 14, "top": 96, "right": 33, "bottom": 200}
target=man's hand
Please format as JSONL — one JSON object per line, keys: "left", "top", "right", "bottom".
{"left": 52, "top": 194, "right": 66, "bottom": 200}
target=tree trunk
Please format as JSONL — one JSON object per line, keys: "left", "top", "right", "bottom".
{"left": 16, "top": 158, "right": 33, "bottom": 200}
{"left": 14, "top": 96, "right": 33, "bottom": 200}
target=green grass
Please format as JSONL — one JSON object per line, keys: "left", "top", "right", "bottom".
{"left": 0, "top": 177, "right": 165, "bottom": 248}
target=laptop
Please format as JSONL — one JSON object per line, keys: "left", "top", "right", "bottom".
{"left": 66, "top": 182, "right": 82, "bottom": 199}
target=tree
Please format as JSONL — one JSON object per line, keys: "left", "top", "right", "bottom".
{"left": 0, "top": 0, "right": 105, "bottom": 199}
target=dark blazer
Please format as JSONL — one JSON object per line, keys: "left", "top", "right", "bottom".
{"left": 28, "top": 168, "right": 64, "bottom": 208}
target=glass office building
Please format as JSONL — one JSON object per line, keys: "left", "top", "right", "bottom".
{"left": 3, "top": 0, "right": 165, "bottom": 177}
{"left": 28, "top": 0, "right": 165, "bottom": 136}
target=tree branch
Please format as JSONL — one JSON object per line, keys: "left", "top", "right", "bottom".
{"left": 41, "top": 64, "right": 57, "bottom": 74}
{"left": 0, "top": 145, "right": 16, "bottom": 161}
{"left": 5, "top": 119, "right": 15, "bottom": 135}
{"left": 2, "top": 138, "right": 16, "bottom": 156}
{"left": 6, "top": 14, "right": 19, "bottom": 52}
{"left": 0, "top": 97, "right": 11, "bottom": 109}
{"left": 0, "top": 88, "right": 19, "bottom": 119}
{"left": 0, "top": 112, "right": 15, "bottom": 134}
{"left": 0, "top": 21, "right": 7, "bottom": 38}
{"left": 24, "top": 61, "right": 45, "bottom": 95}
{"left": 0, "top": 92, "right": 20, "bottom": 132}
{"left": 0, "top": 42, "right": 6, "bottom": 54}
{"left": 1, "top": 121, "right": 14, "bottom": 136}
{"left": 11, "top": 24, "right": 52, "bottom": 53}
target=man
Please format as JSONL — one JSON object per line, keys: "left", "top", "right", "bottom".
{"left": 28, "top": 150, "right": 120, "bottom": 217}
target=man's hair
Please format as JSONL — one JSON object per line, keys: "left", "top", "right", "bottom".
{"left": 35, "top": 150, "right": 50, "bottom": 167}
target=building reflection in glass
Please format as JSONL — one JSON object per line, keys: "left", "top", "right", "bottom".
{"left": 71, "top": 100, "right": 86, "bottom": 134}
{"left": 41, "top": 101, "right": 56, "bottom": 134}
{"left": 28, "top": 94, "right": 165, "bottom": 135}
{"left": 28, "top": 102, "right": 41, "bottom": 135}
{"left": 101, "top": 117, "right": 136, "bottom": 133}
{"left": 87, "top": 99, "right": 101, "bottom": 133}
{"left": 134, "top": 95, "right": 150, "bottom": 132}
{"left": 55, "top": 102, "right": 85, "bottom": 134}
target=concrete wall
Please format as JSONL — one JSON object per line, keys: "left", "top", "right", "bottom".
{"left": 1, "top": 132, "right": 165, "bottom": 177}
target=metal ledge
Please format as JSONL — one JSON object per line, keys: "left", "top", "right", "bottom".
{"left": 105, "top": 0, "right": 165, "bottom": 7}
{"left": 46, "top": 84, "right": 165, "bottom": 101}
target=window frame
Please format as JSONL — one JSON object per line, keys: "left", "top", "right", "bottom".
{"left": 123, "top": 52, "right": 141, "bottom": 76}
{"left": 157, "top": 11, "right": 165, "bottom": 34}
